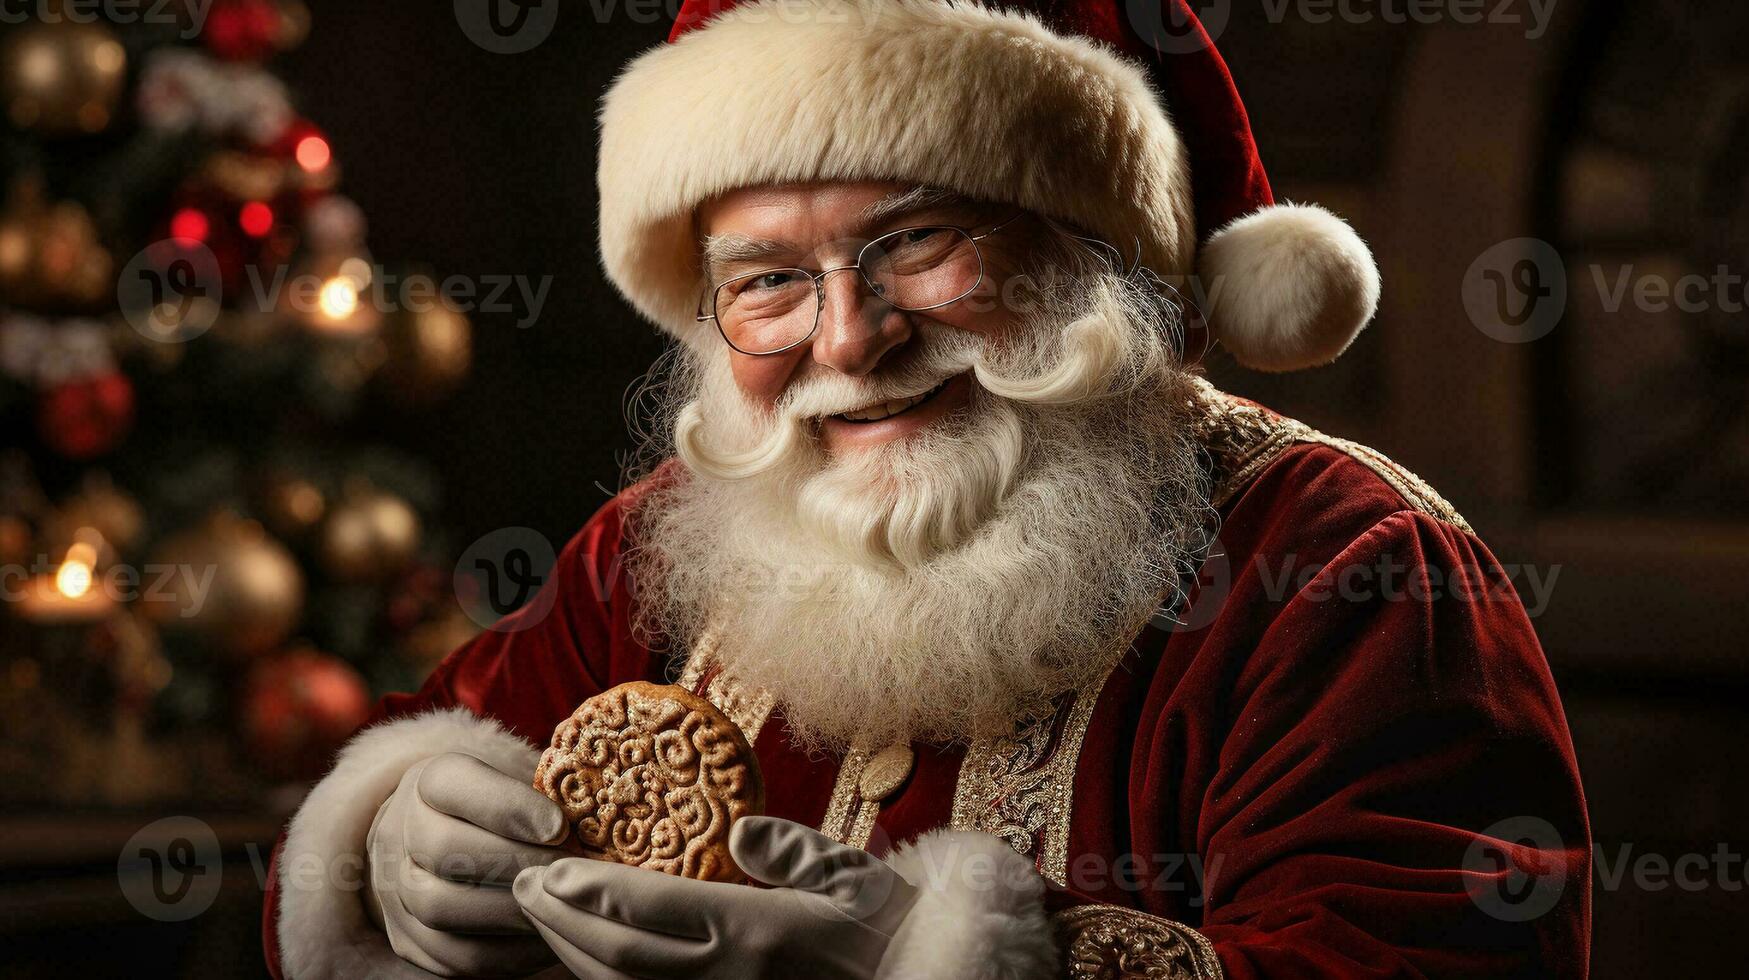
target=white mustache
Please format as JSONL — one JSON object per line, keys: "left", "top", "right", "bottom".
{"left": 677, "top": 290, "right": 1168, "bottom": 483}
{"left": 775, "top": 330, "right": 983, "bottom": 421}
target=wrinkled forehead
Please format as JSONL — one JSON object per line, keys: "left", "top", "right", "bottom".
{"left": 695, "top": 182, "right": 990, "bottom": 276}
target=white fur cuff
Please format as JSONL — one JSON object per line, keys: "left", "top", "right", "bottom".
{"left": 877, "top": 830, "right": 1059, "bottom": 980}
{"left": 273, "top": 707, "right": 540, "bottom": 979}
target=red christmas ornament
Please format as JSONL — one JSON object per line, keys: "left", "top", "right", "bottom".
{"left": 158, "top": 184, "right": 297, "bottom": 294}
{"left": 238, "top": 200, "right": 275, "bottom": 237}
{"left": 242, "top": 649, "right": 372, "bottom": 781}
{"left": 203, "top": 0, "right": 289, "bottom": 63}
{"left": 257, "top": 118, "right": 337, "bottom": 203}
{"left": 38, "top": 371, "right": 134, "bottom": 459}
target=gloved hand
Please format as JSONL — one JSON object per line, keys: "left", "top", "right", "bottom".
{"left": 513, "top": 815, "right": 920, "bottom": 979}
{"left": 366, "top": 751, "right": 570, "bottom": 977}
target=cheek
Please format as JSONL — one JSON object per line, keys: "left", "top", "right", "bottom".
{"left": 729, "top": 352, "right": 802, "bottom": 407}
{"left": 928, "top": 291, "right": 1018, "bottom": 340}
{"left": 941, "top": 249, "right": 1027, "bottom": 337}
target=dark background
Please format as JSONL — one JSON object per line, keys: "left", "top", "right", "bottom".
{"left": 9, "top": 0, "right": 1747, "bottom": 975}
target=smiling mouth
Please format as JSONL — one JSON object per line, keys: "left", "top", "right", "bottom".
{"left": 833, "top": 378, "right": 952, "bottom": 423}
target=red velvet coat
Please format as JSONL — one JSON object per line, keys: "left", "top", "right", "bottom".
{"left": 264, "top": 383, "right": 1591, "bottom": 979}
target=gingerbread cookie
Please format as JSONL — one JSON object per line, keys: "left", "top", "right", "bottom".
{"left": 534, "top": 681, "right": 764, "bottom": 882}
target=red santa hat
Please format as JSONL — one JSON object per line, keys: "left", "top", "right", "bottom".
{"left": 597, "top": 0, "right": 1380, "bottom": 372}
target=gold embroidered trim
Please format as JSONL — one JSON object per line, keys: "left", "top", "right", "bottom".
{"left": 676, "top": 629, "right": 776, "bottom": 746}
{"left": 1185, "top": 376, "right": 1472, "bottom": 533}
{"left": 819, "top": 746, "right": 882, "bottom": 848}
{"left": 675, "top": 628, "right": 718, "bottom": 689}
{"left": 950, "top": 675, "right": 1106, "bottom": 887}
{"left": 1053, "top": 905, "right": 1224, "bottom": 980}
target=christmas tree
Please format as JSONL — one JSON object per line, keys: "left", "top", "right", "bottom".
{"left": 0, "top": 0, "right": 480, "bottom": 807}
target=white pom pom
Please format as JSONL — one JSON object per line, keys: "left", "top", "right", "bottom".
{"left": 1196, "top": 203, "right": 1380, "bottom": 373}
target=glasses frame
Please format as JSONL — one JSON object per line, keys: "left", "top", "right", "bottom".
{"left": 695, "top": 211, "right": 1026, "bottom": 356}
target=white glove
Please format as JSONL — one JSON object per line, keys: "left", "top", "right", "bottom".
{"left": 366, "top": 751, "right": 571, "bottom": 977}
{"left": 512, "top": 815, "right": 920, "bottom": 979}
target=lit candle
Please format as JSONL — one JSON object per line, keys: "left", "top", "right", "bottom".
{"left": 15, "top": 538, "right": 115, "bottom": 624}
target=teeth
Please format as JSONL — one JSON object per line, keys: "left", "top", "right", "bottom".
{"left": 837, "top": 381, "right": 946, "bottom": 422}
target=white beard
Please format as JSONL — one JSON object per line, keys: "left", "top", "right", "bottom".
{"left": 625, "top": 274, "right": 1213, "bottom": 753}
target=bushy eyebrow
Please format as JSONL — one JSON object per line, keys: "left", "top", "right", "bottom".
{"left": 700, "top": 185, "right": 967, "bottom": 280}
{"left": 858, "top": 185, "right": 962, "bottom": 227}
{"left": 699, "top": 232, "right": 793, "bottom": 279}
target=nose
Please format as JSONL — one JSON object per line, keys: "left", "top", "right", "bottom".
{"left": 809, "top": 265, "right": 911, "bottom": 377}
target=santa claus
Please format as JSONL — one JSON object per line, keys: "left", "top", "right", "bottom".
{"left": 264, "top": 0, "right": 1591, "bottom": 977}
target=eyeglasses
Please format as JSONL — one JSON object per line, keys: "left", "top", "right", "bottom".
{"left": 695, "top": 213, "right": 1025, "bottom": 356}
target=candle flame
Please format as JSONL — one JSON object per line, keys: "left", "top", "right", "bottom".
{"left": 55, "top": 551, "right": 95, "bottom": 600}
{"left": 318, "top": 277, "right": 361, "bottom": 320}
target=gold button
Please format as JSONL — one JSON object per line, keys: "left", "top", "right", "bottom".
{"left": 858, "top": 744, "right": 915, "bottom": 801}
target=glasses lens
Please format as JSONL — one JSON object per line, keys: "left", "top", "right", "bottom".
{"left": 862, "top": 227, "right": 981, "bottom": 310}
{"left": 715, "top": 269, "right": 817, "bottom": 354}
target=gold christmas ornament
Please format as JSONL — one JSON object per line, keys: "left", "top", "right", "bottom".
{"left": 0, "top": 181, "right": 115, "bottom": 309}
{"left": 48, "top": 472, "right": 144, "bottom": 554}
{"left": 142, "top": 513, "right": 304, "bottom": 658}
{"left": 0, "top": 515, "right": 32, "bottom": 567}
{"left": 0, "top": 20, "right": 127, "bottom": 136}
{"left": 378, "top": 302, "right": 473, "bottom": 403}
{"left": 320, "top": 486, "right": 420, "bottom": 582}
{"left": 0, "top": 212, "right": 28, "bottom": 287}
{"left": 256, "top": 472, "right": 327, "bottom": 541}
{"left": 201, "top": 149, "right": 292, "bottom": 202}
{"left": 277, "top": 0, "right": 313, "bottom": 51}
{"left": 399, "top": 607, "right": 481, "bottom": 667}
